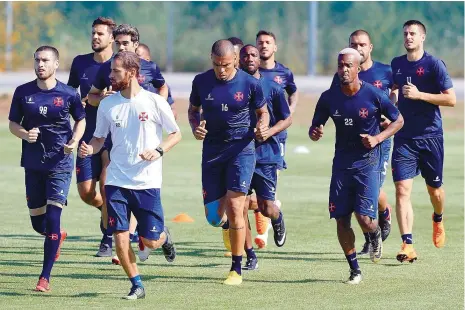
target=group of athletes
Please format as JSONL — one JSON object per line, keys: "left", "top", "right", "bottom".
{"left": 7, "top": 16, "right": 455, "bottom": 299}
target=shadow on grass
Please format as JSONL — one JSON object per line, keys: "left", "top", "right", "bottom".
{"left": 0, "top": 289, "right": 114, "bottom": 298}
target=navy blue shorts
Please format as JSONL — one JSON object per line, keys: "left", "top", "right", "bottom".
{"left": 75, "top": 152, "right": 102, "bottom": 183}
{"left": 277, "top": 139, "right": 287, "bottom": 170}
{"left": 379, "top": 138, "right": 392, "bottom": 187}
{"left": 105, "top": 186, "right": 164, "bottom": 240}
{"left": 250, "top": 164, "right": 278, "bottom": 201}
{"left": 25, "top": 169, "right": 71, "bottom": 209}
{"left": 202, "top": 139, "right": 256, "bottom": 204}
{"left": 328, "top": 168, "right": 381, "bottom": 219}
{"left": 392, "top": 137, "right": 444, "bottom": 188}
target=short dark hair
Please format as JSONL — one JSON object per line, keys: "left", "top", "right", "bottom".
{"left": 256, "top": 30, "right": 276, "bottom": 42}
{"left": 34, "top": 46, "right": 59, "bottom": 60}
{"left": 92, "top": 16, "right": 116, "bottom": 35}
{"left": 227, "top": 37, "right": 244, "bottom": 47}
{"left": 211, "top": 40, "right": 235, "bottom": 57}
{"left": 113, "top": 24, "right": 140, "bottom": 42}
{"left": 349, "top": 29, "right": 372, "bottom": 44}
{"left": 240, "top": 44, "right": 258, "bottom": 53}
{"left": 113, "top": 51, "right": 141, "bottom": 76}
{"left": 403, "top": 20, "right": 426, "bottom": 34}
{"left": 137, "top": 43, "right": 151, "bottom": 54}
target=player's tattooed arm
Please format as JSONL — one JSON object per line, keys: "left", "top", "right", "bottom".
{"left": 288, "top": 90, "right": 299, "bottom": 115}
{"left": 188, "top": 104, "right": 201, "bottom": 132}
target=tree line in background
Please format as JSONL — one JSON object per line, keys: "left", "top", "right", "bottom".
{"left": 0, "top": 1, "right": 463, "bottom": 76}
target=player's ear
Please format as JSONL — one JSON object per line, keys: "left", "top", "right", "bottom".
{"left": 369, "top": 43, "right": 373, "bottom": 53}
{"left": 134, "top": 41, "right": 139, "bottom": 49}
{"left": 357, "top": 66, "right": 361, "bottom": 73}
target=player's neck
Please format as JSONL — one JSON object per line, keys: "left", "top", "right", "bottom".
{"left": 340, "top": 78, "right": 362, "bottom": 96}
{"left": 360, "top": 58, "right": 373, "bottom": 71}
{"left": 407, "top": 48, "right": 424, "bottom": 62}
{"left": 260, "top": 58, "right": 275, "bottom": 70}
{"left": 93, "top": 48, "right": 113, "bottom": 63}
{"left": 120, "top": 79, "right": 142, "bottom": 99}
{"left": 36, "top": 76, "right": 57, "bottom": 90}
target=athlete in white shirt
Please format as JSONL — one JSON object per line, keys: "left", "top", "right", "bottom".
{"left": 79, "top": 51, "right": 181, "bottom": 300}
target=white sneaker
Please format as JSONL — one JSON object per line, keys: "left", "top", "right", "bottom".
{"left": 137, "top": 240, "right": 152, "bottom": 262}
{"left": 254, "top": 222, "right": 272, "bottom": 249}
{"left": 344, "top": 269, "right": 362, "bottom": 285}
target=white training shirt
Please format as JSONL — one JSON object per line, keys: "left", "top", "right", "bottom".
{"left": 94, "top": 88, "right": 180, "bottom": 189}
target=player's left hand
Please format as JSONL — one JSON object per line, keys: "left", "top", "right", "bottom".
{"left": 360, "top": 134, "right": 380, "bottom": 149}
{"left": 402, "top": 82, "right": 421, "bottom": 100}
{"left": 64, "top": 139, "right": 77, "bottom": 154}
{"left": 255, "top": 118, "right": 270, "bottom": 142}
{"left": 139, "top": 149, "right": 161, "bottom": 161}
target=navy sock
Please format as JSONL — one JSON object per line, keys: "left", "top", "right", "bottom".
{"left": 222, "top": 220, "right": 229, "bottom": 230}
{"left": 40, "top": 205, "right": 62, "bottom": 281}
{"left": 401, "top": 233, "right": 413, "bottom": 244}
{"left": 129, "top": 233, "right": 134, "bottom": 240}
{"left": 363, "top": 232, "right": 369, "bottom": 244}
{"left": 345, "top": 252, "right": 360, "bottom": 271}
{"left": 381, "top": 208, "right": 390, "bottom": 219}
{"left": 102, "top": 234, "right": 113, "bottom": 247}
{"left": 271, "top": 211, "right": 283, "bottom": 225}
{"left": 30, "top": 214, "right": 46, "bottom": 235}
{"left": 245, "top": 248, "right": 256, "bottom": 259}
{"left": 129, "top": 275, "right": 143, "bottom": 288}
{"left": 433, "top": 212, "right": 443, "bottom": 223}
{"left": 231, "top": 255, "right": 242, "bottom": 275}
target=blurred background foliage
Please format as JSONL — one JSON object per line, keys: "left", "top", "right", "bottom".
{"left": 0, "top": 1, "right": 463, "bottom": 76}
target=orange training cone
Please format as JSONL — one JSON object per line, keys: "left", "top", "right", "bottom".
{"left": 172, "top": 213, "right": 195, "bottom": 223}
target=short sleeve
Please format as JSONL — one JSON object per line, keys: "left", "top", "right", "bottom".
{"left": 150, "top": 62, "right": 166, "bottom": 89}
{"left": 67, "top": 57, "right": 80, "bottom": 89}
{"left": 311, "top": 93, "right": 330, "bottom": 127}
{"left": 379, "top": 92, "right": 400, "bottom": 122}
{"left": 285, "top": 69, "right": 297, "bottom": 95}
{"left": 70, "top": 92, "right": 86, "bottom": 121}
{"left": 189, "top": 77, "right": 201, "bottom": 107}
{"left": 93, "top": 102, "right": 110, "bottom": 138}
{"left": 155, "top": 96, "right": 180, "bottom": 134}
{"left": 252, "top": 81, "right": 266, "bottom": 110}
{"left": 433, "top": 59, "right": 453, "bottom": 91}
{"left": 93, "top": 63, "right": 111, "bottom": 91}
{"left": 8, "top": 88, "right": 23, "bottom": 123}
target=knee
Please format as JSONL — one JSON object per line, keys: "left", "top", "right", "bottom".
{"left": 336, "top": 215, "right": 351, "bottom": 231}
{"left": 141, "top": 235, "right": 165, "bottom": 249}
{"left": 428, "top": 187, "right": 444, "bottom": 201}
{"left": 30, "top": 215, "right": 46, "bottom": 235}
{"left": 205, "top": 200, "right": 224, "bottom": 227}
{"left": 395, "top": 182, "right": 411, "bottom": 199}
{"left": 259, "top": 201, "right": 275, "bottom": 218}
{"left": 78, "top": 188, "right": 96, "bottom": 204}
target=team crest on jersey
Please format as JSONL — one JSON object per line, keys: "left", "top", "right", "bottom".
{"left": 373, "top": 80, "right": 383, "bottom": 88}
{"left": 234, "top": 91, "right": 244, "bottom": 101}
{"left": 416, "top": 67, "right": 425, "bottom": 76}
{"left": 329, "top": 202, "right": 336, "bottom": 212}
{"left": 137, "top": 75, "right": 146, "bottom": 83}
{"left": 53, "top": 97, "right": 64, "bottom": 107}
{"left": 274, "top": 75, "right": 283, "bottom": 84}
{"left": 139, "top": 112, "right": 148, "bottom": 122}
{"left": 76, "top": 167, "right": 81, "bottom": 175}
{"left": 359, "top": 108, "right": 368, "bottom": 118}
{"left": 202, "top": 189, "right": 207, "bottom": 199}
{"left": 108, "top": 217, "right": 115, "bottom": 227}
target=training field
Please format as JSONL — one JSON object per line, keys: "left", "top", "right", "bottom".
{"left": 0, "top": 95, "right": 463, "bottom": 309}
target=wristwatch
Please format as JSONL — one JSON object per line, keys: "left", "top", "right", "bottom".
{"left": 155, "top": 146, "right": 164, "bottom": 156}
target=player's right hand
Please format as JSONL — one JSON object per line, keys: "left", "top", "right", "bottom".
{"left": 103, "top": 86, "right": 117, "bottom": 98}
{"left": 194, "top": 120, "right": 207, "bottom": 140}
{"left": 309, "top": 125, "right": 323, "bottom": 141}
{"left": 25, "top": 127, "right": 40, "bottom": 143}
{"left": 78, "top": 141, "right": 93, "bottom": 158}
